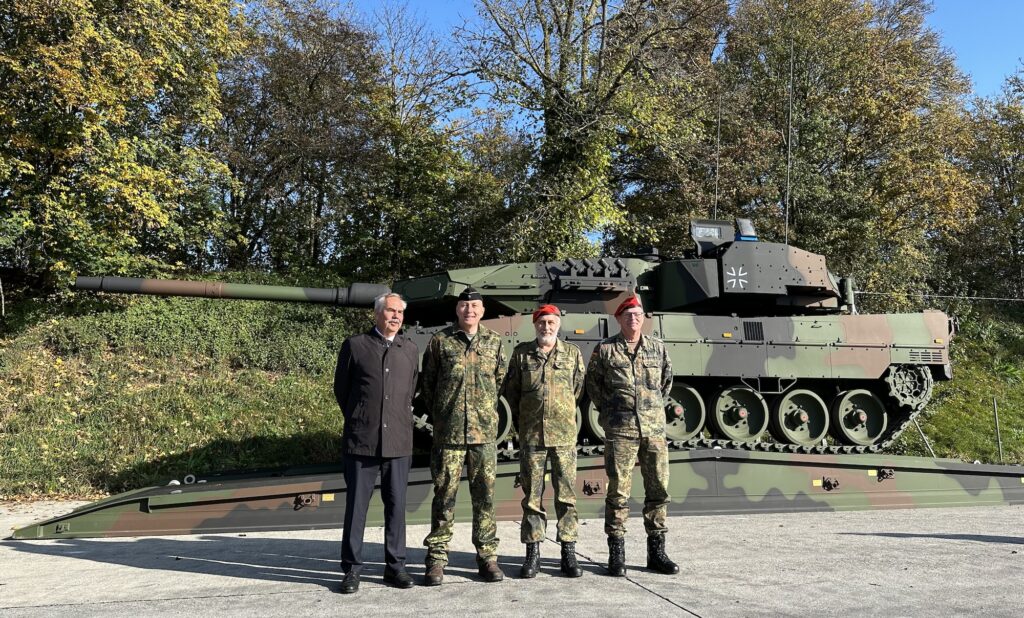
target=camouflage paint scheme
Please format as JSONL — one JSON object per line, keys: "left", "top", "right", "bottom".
{"left": 74, "top": 218, "right": 953, "bottom": 449}
{"left": 24, "top": 218, "right": 972, "bottom": 540}
{"left": 12, "top": 449, "right": 1024, "bottom": 540}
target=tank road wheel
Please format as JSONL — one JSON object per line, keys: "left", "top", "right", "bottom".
{"left": 884, "top": 364, "right": 934, "bottom": 411}
{"left": 664, "top": 382, "right": 705, "bottom": 441}
{"left": 581, "top": 396, "right": 605, "bottom": 443}
{"left": 709, "top": 386, "right": 769, "bottom": 442}
{"left": 769, "top": 389, "right": 829, "bottom": 446}
{"left": 496, "top": 396, "right": 513, "bottom": 443}
{"left": 830, "top": 390, "right": 888, "bottom": 446}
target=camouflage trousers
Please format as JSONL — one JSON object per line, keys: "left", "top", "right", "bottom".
{"left": 519, "top": 444, "right": 578, "bottom": 543}
{"left": 603, "top": 423, "right": 670, "bottom": 538}
{"left": 423, "top": 443, "right": 499, "bottom": 567}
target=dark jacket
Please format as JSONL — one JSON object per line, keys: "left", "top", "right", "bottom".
{"left": 333, "top": 329, "right": 419, "bottom": 458}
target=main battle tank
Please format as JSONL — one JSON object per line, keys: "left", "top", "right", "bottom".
{"left": 76, "top": 218, "right": 953, "bottom": 456}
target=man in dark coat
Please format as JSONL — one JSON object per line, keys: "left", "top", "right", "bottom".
{"left": 333, "top": 292, "right": 419, "bottom": 594}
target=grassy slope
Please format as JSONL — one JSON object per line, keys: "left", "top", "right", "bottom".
{"left": 891, "top": 307, "right": 1024, "bottom": 463}
{"left": 2, "top": 291, "right": 1022, "bottom": 499}
{"left": 0, "top": 276, "right": 366, "bottom": 499}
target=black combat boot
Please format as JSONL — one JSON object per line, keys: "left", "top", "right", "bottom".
{"left": 560, "top": 542, "right": 583, "bottom": 578}
{"left": 607, "top": 536, "right": 627, "bottom": 577}
{"left": 646, "top": 534, "right": 679, "bottom": 574}
{"left": 520, "top": 542, "right": 540, "bottom": 579}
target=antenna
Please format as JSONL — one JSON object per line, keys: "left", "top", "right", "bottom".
{"left": 784, "top": 39, "right": 794, "bottom": 246}
{"left": 713, "top": 87, "right": 722, "bottom": 220}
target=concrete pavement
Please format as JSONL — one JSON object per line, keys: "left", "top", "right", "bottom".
{"left": 1, "top": 501, "right": 1022, "bottom": 616}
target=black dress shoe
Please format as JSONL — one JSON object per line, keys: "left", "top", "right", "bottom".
{"left": 383, "top": 568, "right": 415, "bottom": 589}
{"left": 339, "top": 571, "right": 360, "bottom": 594}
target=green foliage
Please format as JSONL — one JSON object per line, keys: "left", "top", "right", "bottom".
{"left": 0, "top": 0, "right": 244, "bottom": 284}
{"left": 332, "top": 109, "right": 507, "bottom": 279}
{"left": 462, "top": 0, "right": 727, "bottom": 260}
{"left": 889, "top": 308, "right": 1024, "bottom": 463}
{"left": 337, "top": 5, "right": 517, "bottom": 277}
{"left": 934, "top": 68, "right": 1024, "bottom": 301}
{"left": 213, "top": 0, "right": 381, "bottom": 270}
{"left": 716, "top": 0, "right": 974, "bottom": 305}
{"left": 0, "top": 273, "right": 367, "bottom": 498}
{"left": 607, "top": 0, "right": 977, "bottom": 306}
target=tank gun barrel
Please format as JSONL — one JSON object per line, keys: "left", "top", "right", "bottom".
{"left": 75, "top": 276, "right": 388, "bottom": 308}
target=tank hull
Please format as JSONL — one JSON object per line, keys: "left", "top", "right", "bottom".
{"left": 407, "top": 309, "right": 952, "bottom": 451}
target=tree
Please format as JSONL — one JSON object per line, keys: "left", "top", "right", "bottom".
{"left": 939, "top": 69, "right": 1024, "bottom": 300}
{"left": 328, "top": 3, "right": 521, "bottom": 279}
{"left": 0, "top": 0, "right": 242, "bottom": 288}
{"left": 607, "top": 3, "right": 729, "bottom": 253}
{"left": 717, "top": 0, "right": 975, "bottom": 306}
{"left": 461, "top": 0, "right": 726, "bottom": 260}
{"left": 213, "top": 0, "right": 380, "bottom": 270}
{"left": 605, "top": 0, "right": 977, "bottom": 306}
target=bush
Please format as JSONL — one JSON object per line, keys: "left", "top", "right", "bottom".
{"left": 0, "top": 271, "right": 368, "bottom": 498}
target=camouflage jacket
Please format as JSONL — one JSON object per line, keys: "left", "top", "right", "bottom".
{"left": 585, "top": 333, "right": 672, "bottom": 437}
{"left": 420, "top": 325, "right": 507, "bottom": 445}
{"left": 502, "top": 338, "right": 585, "bottom": 447}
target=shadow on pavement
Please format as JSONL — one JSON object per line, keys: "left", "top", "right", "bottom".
{"left": 840, "top": 532, "right": 1024, "bottom": 545}
{"left": 0, "top": 536, "right": 532, "bottom": 590}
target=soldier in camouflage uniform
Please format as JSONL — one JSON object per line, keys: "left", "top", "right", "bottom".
{"left": 502, "top": 304, "right": 585, "bottom": 579}
{"left": 420, "top": 286, "right": 506, "bottom": 585}
{"left": 586, "top": 295, "right": 679, "bottom": 577}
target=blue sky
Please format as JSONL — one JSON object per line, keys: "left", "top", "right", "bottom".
{"left": 351, "top": 0, "right": 1023, "bottom": 98}
{"left": 927, "top": 0, "right": 1023, "bottom": 97}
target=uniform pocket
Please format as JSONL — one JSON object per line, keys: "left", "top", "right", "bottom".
{"left": 608, "top": 360, "right": 632, "bottom": 387}
{"left": 439, "top": 347, "right": 463, "bottom": 384}
{"left": 643, "top": 359, "right": 661, "bottom": 389}
{"left": 523, "top": 359, "right": 543, "bottom": 392}
{"left": 441, "top": 347, "right": 463, "bottom": 363}
{"left": 552, "top": 359, "right": 574, "bottom": 388}
{"left": 476, "top": 342, "right": 500, "bottom": 362}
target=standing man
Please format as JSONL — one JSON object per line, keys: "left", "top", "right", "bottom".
{"left": 586, "top": 295, "right": 679, "bottom": 577}
{"left": 502, "top": 304, "right": 585, "bottom": 579}
{"left": 333, "top": 292, "right": 419, "bottom": 594}
{"left": 420, "top": 286, "right": 507, "bottom": 585}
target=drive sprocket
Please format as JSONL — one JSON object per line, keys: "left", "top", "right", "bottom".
{"left": 883, "top": 364, "right": 934, "bottom": 411}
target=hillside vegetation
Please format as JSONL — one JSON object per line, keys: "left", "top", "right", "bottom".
{"left": 2, "top": 285, "right": 1022, "bottom": 500}
{"left": 0, "top": 274, "right": 366, "bottom": 499}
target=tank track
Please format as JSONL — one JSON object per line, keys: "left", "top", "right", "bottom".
{"left": 493, "top": 402, "right": 925, "bottom": 462}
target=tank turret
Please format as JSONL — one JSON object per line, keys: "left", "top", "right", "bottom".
{"left": 391, "top": 217, "right": 856, "bottom": 325}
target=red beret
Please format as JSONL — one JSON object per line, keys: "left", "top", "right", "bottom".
{"left": 532, "top": 304, "right": 560, "bottom": 322}
{"left": 614, "top": 296, "right": 643, "bottom": 317}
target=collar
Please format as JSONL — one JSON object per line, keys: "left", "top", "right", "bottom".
{"left": 457, "top": 326, "right": 480, "bottom": 338}
{"left": 613, "top": 332, "right": 644, "bottom": 348}
{"left": 369, "top": 327, "right": 401, "bottom": 345}
{"left": 451, "top": 324, "right": 490, "bottom": 339}
{"left": 527, "top": 337, "right": 563, "bottom": 358}
{"left": 374, "top": 327, "right": 396, "bottom": 342}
